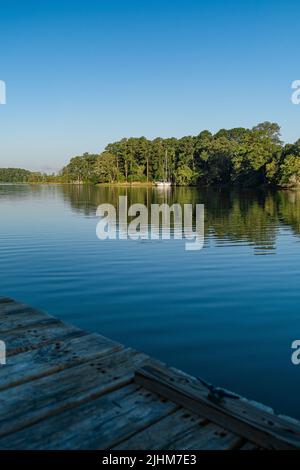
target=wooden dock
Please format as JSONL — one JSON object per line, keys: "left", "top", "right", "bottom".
{"left": 0, "top": 296, "right": 300, "bottom": 450}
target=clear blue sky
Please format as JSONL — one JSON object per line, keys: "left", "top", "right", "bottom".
{"left": 0, "top": 0, "right": 299, "bottom": 172}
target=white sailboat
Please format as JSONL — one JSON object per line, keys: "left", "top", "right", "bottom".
{"left": 155, "top": 149, "right": 172, "bottom": 187}
{"left": 155, "top": 181, "right": 172, "bottom": 187}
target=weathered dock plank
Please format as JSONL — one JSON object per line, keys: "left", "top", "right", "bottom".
{"left": 0, "top": 385, "right": 178, "bottom": 450}
{"left": 114, "top": 409, "right": 242, "bottom": 450}
{"left": 0, "top": 332, "right": 121, "bottom": 391}
{"left": 114, "top": 409, "right": 207, "bottom": 450}
{"left": 0, "top": 348, "right": 148, "bottom": 438}
{"left": 0, "top": 297, "right": 299, "bottom": 450}
{"left": 3, "top": 319, "right": 83, "bottom": 356}
{"left": 0, "top": 300, "right": 50, "bottom": 317}
{"left": 0, "top": 305, "right": 53, "bottom": 331}
{"left": 135, "top": 365, "right": 300, "bottom": 450}
{"left": 165, "top": 422, "right": 243, "bottom": 451}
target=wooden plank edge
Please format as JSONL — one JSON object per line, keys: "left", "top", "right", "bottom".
{"left": 134, "top": 365, "right": 300, "bottom": 450}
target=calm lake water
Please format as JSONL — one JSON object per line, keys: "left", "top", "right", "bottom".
{"left": 1, "top": 184, "right": 300, "bottom": 418}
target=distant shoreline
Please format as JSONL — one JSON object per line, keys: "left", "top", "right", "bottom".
{"left": 2, "top": 122, "right": 300, "bottom": 188}
{"left": 0, "top": 181, "right": 155, "bottom": 187}
{"left": 96, "top": 182, "right": 154, "bottom": 187}
{"left": 1, "top": 181, "right": 300, "bottom": 190}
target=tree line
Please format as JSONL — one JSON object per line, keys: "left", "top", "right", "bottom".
{"left": 2, "top": 122, "right": 300, "bottom": 187}
{"left": 0, "top": 168, "right": 58, "bottom": 183}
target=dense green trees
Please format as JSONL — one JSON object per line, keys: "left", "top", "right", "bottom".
{"left": 2, "top": 122, "right": 300, "bottom": 187}
{"left": 60, "top": 121, "right": 300, "bottom": 187}
{"left": 0, "top": 168, "right": 32, "bottom": 182}
{"left": 0, "top": 168, "right": 60, "bottom": 183}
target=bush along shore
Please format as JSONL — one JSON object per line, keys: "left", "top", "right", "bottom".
{"left": 2, "top": 122, "right": 300, "bottom": 188}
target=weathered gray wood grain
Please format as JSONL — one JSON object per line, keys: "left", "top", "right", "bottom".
{"left": 165, "top": 422, "right": 243, "bottom": 450}
{"left": 114, "top": 409, "right": 206, "bottom": 450}
{"left": 0, "top": 348, "right": 148, "bottom": 439}
{"left": 3, "top": 320, "right": 84, "bottom": 356}
{"left": 0, "top": 385, "right": 177, "bottom": 450}
{"left": 0, "top": 305, "right": 54, "bottom": 332}
{"left": 135, "top": 365, "right": 300, "bottom": 450}
{"left": 0, "top": 297, "right": 296, "bottom": 451}
{"left": 114, "top": 408, "right": 241, "bottom": 450}
{"left": 0, "top": 332, "right": 121, "bottom": 390}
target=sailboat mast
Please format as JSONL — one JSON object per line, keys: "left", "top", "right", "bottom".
{"left": 165, "top": 149, "right": 168, "bottom": 182}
